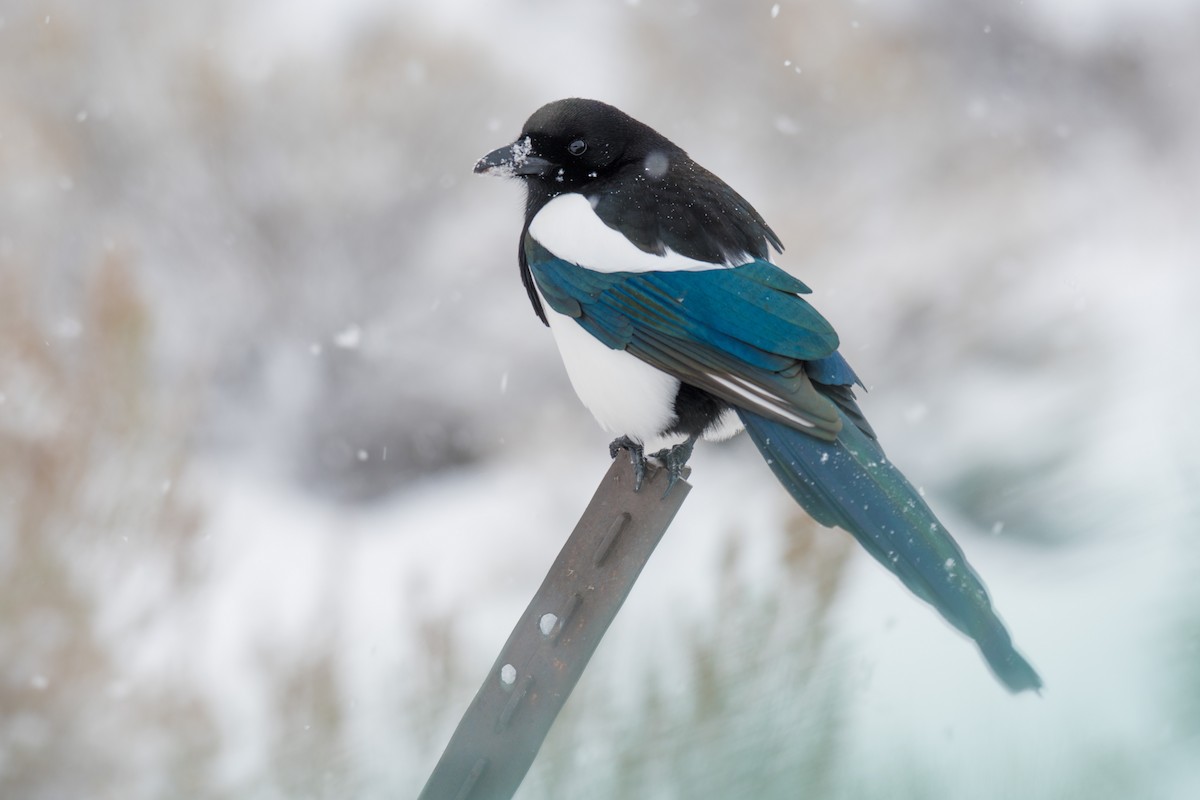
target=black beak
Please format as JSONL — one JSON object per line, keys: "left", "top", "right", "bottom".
{"left": 473, "top": 137, "right": 555, "bottom": 178}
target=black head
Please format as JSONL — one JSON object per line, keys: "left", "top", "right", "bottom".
{"left": 477, "top": 98, "right": 783, "bottom": 290}
{"left": 474, "top": 98, "right": 682, "bottom": 203}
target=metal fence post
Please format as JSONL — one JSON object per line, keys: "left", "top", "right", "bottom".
{"left": 418, "top": 453, "right": 691, "bottom": 800}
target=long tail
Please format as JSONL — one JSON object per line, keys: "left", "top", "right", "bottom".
{"left": 737, "top": 408, "right": 1042, "bottom": 693}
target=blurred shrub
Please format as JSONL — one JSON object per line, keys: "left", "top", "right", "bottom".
{"left": 0, "top": 255, "right": 216, "bottom": 799}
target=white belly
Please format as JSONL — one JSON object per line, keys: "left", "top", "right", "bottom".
{"left": 541, "top": 296, "right": 684, "bottom": 449}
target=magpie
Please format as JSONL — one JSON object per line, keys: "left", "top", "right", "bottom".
{"left": 474, "top": 98, "right": 1041, "bottom": 693}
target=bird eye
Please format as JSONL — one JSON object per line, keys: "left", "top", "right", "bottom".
{"left": 568, "top": 139, "right": 588, "bottom": 156}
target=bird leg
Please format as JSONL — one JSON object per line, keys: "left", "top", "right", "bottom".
{"left": 609, "top": 435, "right": 648, "bottom": 492}
{"left": 649, "top": 434, "right": 697, "bottom": 497}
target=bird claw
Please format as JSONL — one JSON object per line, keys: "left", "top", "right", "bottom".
{"left": 648, "top": 437, "right": 695, "bottom": 498}
{"left": 610, "top": 435, "right": 696, "bottom": 496}
{"left": 609, "top": 435, "right": 648, "bottom": 492}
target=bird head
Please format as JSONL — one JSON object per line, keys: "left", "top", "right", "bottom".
{"left": 474, "top": 98, "right": 681, "bottom": 197}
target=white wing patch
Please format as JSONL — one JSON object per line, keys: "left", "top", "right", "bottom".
{"left": 529, "top": 193, "right": 751, "bottom": 273}
{"left": 704, "top": 372, "right": 816, "bottom": 430}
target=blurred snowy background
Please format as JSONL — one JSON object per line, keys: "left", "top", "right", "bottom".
{"left": 2, "top": 0, "right": 1198, "bottom": 797}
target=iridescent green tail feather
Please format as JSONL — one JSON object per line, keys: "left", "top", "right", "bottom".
{"left": 738, "top": 408, "right": 1042, "bottom": 693}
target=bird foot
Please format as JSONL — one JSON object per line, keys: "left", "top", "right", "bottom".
{"left": 609, "top": 435, "right": 648, "bottom": 492}
{"left": 648, "top": 437, "right": 695, "bottom": 498}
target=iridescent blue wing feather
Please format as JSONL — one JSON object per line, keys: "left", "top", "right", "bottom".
{"left": 527, "top": 238, "right": 845, "bottom": 437}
